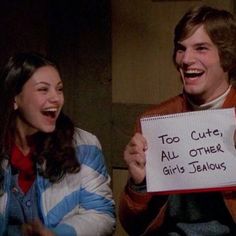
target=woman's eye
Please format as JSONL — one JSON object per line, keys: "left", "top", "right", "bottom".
{"left": 58, "top": 86, "right": 63, "bottom": 92}
{"left": 38, "top": 87, "right": 48, "bottom": 92}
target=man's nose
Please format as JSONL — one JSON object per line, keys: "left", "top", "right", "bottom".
{"left": 182, "top": 49, "right": 195, "bottom": 65}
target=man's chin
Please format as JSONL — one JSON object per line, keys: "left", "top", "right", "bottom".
{"left": 183, "top": 87, "right": 201, "bottom": 96}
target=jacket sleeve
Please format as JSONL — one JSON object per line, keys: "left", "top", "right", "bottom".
{"left": 119, "top": 116, "right": 168, "bottom": 235}
{"left": 119, "top": 183, "right": 167, "bottom": 235}
{"left": 46, "top": 129, "right": 116, "bottom": 236}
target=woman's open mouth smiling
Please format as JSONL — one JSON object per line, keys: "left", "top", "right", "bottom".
{"left": 42, "top": 107, "right": 59, "bottom": 119}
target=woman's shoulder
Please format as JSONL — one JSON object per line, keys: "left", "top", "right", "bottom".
{"left": 73, "top": 127, "right": 102, "bottom": 149}
{"left": 73, "top": 128, "right": 107, "bottom": 169}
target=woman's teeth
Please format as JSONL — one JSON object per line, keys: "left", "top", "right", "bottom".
{"left": 42, "top": 108, "right": 58, "bottom": 118}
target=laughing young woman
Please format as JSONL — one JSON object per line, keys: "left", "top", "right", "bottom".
{"left": 0, "top": 52, "right": 115, "bottom": 236}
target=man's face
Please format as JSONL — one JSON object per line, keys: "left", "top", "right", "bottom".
{"left": 175, "top": 25, "right": 229, "bottom": 105}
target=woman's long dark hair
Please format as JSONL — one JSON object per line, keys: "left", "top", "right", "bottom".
{"left": 0, "top": 52, "right": 80, "bottom": 191}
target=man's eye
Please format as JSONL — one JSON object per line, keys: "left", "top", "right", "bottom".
{"left": 175, "top": 43, "right": 185, "bottom": 52}
{"left": 176, "top": 49, "right": 184, "bottom": 53}
{"left": 196, "top": 46, "right": 208, "bottom": 51}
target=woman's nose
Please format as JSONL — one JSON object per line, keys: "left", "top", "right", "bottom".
{"left": 48, "top": 89, "right": 61, "bottom": 102}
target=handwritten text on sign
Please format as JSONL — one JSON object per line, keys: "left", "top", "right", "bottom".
{"left": 140, "top": 108, "right": 236, "bottom": 193}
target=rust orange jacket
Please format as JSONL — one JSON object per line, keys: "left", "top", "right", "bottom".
{"left": 119, "top": 87, "right": 236, "bottom": 236}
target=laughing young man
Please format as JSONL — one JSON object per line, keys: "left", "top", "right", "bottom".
{"left": 119, "top": 5, "right": 236, "bottom": 236}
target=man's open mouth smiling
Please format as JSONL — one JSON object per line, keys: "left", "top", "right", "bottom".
{"left": 183, "top": 69, "right": 204, "bottom": 79}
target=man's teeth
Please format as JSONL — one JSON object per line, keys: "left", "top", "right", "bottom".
{"left": 184, "top": 69, "right": 204, "bottom": 77}
{"left": 186, "top": 69, "right": 201, "bottom": 73}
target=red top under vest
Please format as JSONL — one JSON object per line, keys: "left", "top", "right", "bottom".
{"left": 10, "top": 145, "right": 35, "bottom": 193}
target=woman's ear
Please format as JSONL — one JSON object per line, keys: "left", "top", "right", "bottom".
{"left": 14, "top": 97, "right": 18, "bottom": 110}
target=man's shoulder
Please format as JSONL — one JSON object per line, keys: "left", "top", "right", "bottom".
{"left": 224, "top": 85, "right": 236, "bottom": 108}
{"left": 140, "top": 94, "right": 186, "bottom": 118}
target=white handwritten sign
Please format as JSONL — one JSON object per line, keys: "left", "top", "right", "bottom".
{"left": 140, "top": 108, "right": 236, "bottom": 193}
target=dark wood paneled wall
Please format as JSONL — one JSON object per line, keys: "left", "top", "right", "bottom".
{"left": 0, "top": 0, "right": 113, "bottom": 169}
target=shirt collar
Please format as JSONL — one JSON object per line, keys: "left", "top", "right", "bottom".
{"left": 187, "top": 85, "right": 231, "bottom": 111}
